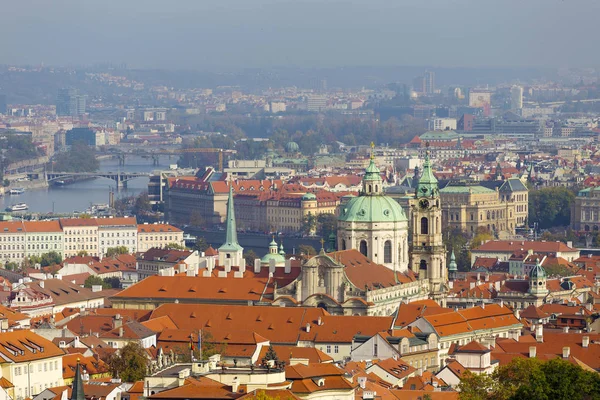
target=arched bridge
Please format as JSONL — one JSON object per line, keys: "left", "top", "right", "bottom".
{"left": 46, "top": 171, "right": 151, "bottom": 189}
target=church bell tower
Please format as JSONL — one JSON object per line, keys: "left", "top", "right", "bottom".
{"left": 410, "top": 145, "right": 447, "bottom": 301}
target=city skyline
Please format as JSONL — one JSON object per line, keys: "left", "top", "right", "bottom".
{"left": 0, "top": 0, "right": 598, "bottom": 69}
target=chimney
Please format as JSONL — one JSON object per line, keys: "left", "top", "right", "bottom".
{"left": 305, "top": 323, "right": 310, "bottom": 332}
{"left": 239, "top": 264, "right": 246, "bottom": 273}
{"left": 515, "top": 309, "right": 520, "bottom": 320}
{"left": 563, "top": 326, "right": 570, "bottom": 333}
{"left": 39, "top": 280, "right": 45, "bottom": 289}
{"left": 485, "top": 273, "right": 490, "bottom": 282}
{"left": 317, "top": 316, "right": 323, "bottom": 326}
{"left": 357, "top": 376, "right": 367, "bottom": 389}
{"left": 481, "top": 302, "right": 485, "bottom": 309}
{"left": 499, "top": 299, "right": 504, "bottom": 308}
{"left": 269, "top": 258, "right": 276, "bottom": 274}
{"left": 582, "top": 336, "right": 590, "bottom": 348}
{"left": 562, "top": 346, "right": 570, "bottom": 359}
{"left": 231, "top": 378, "right": 239, "bottom": 393}
{"left": 254, "top": 258, "right": 261, "bottom": 273}
{"left": 284, "top": 259, "right": 291, "bottom": 274}
{"left": 113, "top": 314, "right": 122, "bottom": 329}
{"left": 536, "top": 324, "right": 543, "bottom": 342}
{"left": 529, "top": 346, "right": 536, "bottom": 358}
{"left": 477, "top": 272, "right": 481, "bottom": 281}
{"left": 119, "top": 326, "right": 124, "bottom": 338}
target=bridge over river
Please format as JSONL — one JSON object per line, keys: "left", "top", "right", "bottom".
{"left": 46, "top": 171, "right": 151, "bottom": 189}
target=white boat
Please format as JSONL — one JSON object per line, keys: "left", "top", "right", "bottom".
{"left": 9, "top": 188, "right": 25, "bottom": 195}
{"left": 6, "top": 203, "right": 28, "bottom": 212}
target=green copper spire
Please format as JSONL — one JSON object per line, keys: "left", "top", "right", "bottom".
{"left": 416, "top": 145, "right": 438, "bottom": 198}
{"left": 448, "top": 250, "right": 457, "bottom": 272}
{"left": 219, "top": 183, "right": 242, "bottom": 252}
{"left": 70, "top": 359, "right": 85, "bottom": 400}
{"left": 279, "top": 242, "right": 285, "bottom": 256}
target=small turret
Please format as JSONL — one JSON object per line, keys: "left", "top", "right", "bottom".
{"left": 448, "top": 250, "right": 458, "bottom": 280}
{"left": 70, "top": 359, "right": 85, "bottom": 400}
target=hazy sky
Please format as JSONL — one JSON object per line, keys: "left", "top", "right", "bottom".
{"left": 0, "top": 0, "right": 597, "bottom": 69}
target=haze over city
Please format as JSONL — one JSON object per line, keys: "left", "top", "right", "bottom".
{"left": 1, "top": 0, "right": 599, "bottom": 69}
{"left": 2, "top": 2, "right": 600, "bottom": 400}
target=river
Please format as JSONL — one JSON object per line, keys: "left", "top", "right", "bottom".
{"left": 0, "top": 155, "right": 179, "bottom": 214}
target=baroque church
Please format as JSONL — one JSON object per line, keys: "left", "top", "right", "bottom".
{"left": 214, "top": 147, "right": 449, "bottom": 315}
{"left": 274, "top": 148, "right": 448, "bottom": 314}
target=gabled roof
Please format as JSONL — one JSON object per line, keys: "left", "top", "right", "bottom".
{"left": 453, "top": 340, "right": 490, "bottom": 354}
{"left": 0, "top": 330, "right": 64, "bottom": 362}
{"left": 520, "top": 305, "right": 549, "bottom": 320}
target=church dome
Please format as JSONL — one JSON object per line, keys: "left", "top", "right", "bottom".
{"left": 261, "top": 252, "right": 286, "bottom": 265}
{"left": 285, "top": 141, "right": 300, "bottom": 153}
{"left": 339, "top": 194, "right": 406, "bottom": 223}
{"left": 529, "top": 259, "right": 547, "bottom": 279}
{"left": 338, "top": 157, "right": 407, "bottom": 223}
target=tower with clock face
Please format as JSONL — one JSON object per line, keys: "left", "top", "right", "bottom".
{"left": 410, "top": 147, "right": 447, "bottom": 302}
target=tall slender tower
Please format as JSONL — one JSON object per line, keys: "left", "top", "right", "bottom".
{"left": 218, "top": 183, "right": 244, "bottom": 266}
{"left": 70, "top": 359, "right": 86, "bottom": 400}
{"left": 410, "top": 145, "right": 447, "bottom": 302}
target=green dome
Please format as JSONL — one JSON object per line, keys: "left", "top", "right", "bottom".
{"left": 338, "top": 195, "right": 407, "bottom": 223}
{"left": 285, "top": 141, "right": 300, "bottom": 153}
{"left": 529, "top": 259, "right": 547, "bottom": 279}
{"left": 302, "top": 193, "right": 317, "bottom": 201}
{"left": 261, "top": 252, "right": 286, "bottom": 265}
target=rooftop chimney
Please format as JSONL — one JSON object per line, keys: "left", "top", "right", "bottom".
{"left": 305, "top": 323, "right": 310, "bottom": 333}
{"left": 563, "top": 326, "right": 570, "bottom": 333}
{"left": 583, "top": 336, "right": 590, "bottom": 348}
{"left": 357, "top": 376, "right": 367, "bottom": 389}
{"left": 562, "top": 346, "right": 570, "bottom": 359}
{"left": 529, "top": 346, "right": 536, "bottom": 358}
{"left": 113, "top": 314, "right": 122, "bottom": 329}
{"left": 536, "top": 324, "right": 543, "bottom": 343}
{"left": 284, "top": 259, "right": 291, "bottom": 274}
{"left": 254, "top": 258, "right": 261, "bottom": 273}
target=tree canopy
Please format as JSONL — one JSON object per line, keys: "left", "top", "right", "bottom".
{"left": 106, "top": 342, "right": 149, "bottom": 382}
{"left": 106, "top": 246, "right": 129, "bottom": 257}
{"left": 53, "top": 141, "right": 99, "bottom": 172}
{"left": 528, "top": 187, "right": 575, "bottom": 229}
{"left": 84, "top": 275, "right": 111, "bottom": 289}
{"left": 458, "top": 357, "right": 600, "bottom": 400}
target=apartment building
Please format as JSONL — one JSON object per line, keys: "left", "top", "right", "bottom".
{"left": 0, "top": 221, "right": 26, "bottom": 264}
{"left": 136, "top": 223, "right": 184, "bottom": 252}
{"left": 0, "top": 330, "right": 64, "bottom": 399}
{"left": 60, "top": 218, "right": 99, "bottom": 258}
{"left": 24, "top": 221, "right": 63, "bottom": 259}
{"left": 97, "top": 217, "right": 138, "bottom": 257}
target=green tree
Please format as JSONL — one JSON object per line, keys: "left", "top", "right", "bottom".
{"left": 299, "top": 244, "right": 316, "bottom": 256}
{"left": 458, "top": 357, "right": 600, "bottom": 400}
{"left": 189, "top": 210, "right": 204, "bottom": 227}
{"left": 443, "top": 227, "right": 471, "bottom": 271}
{"left": 529, "top": 187, "right": 575, "bottom": 229}
{"left": 244, "top": 250, "right": 258, "bottom": 266}
{"left": 164, "top": 242, "right": 185, "bottom": 250}
{"left": 106, "top": 246, "right": 129, "bottom": 257}
{"left": 53, "top": 141, "right": 99, "bottom": 172}
{"left": 4, "top": 261, "right": 19, "bottom": 271}
{"left": 193, "top": 237, "right": 209, "bottom": 253}
{"left": 103, "top": 277, "right": 121, "bottom": 289}
{"left": 543, "top": 263, "right": 573, "bottom": 277}
{"left": 40, "top": 251, "right": 62, "bottom": 267}
{"left": 133, "top": 192, "right": 151, "bottom": 215}
{"left": 316, "top": 213, "right": 337, "bottom": 239}
{"left": 106, "top": 342, "right": 149, "bottom": 382}
{"left": 77, "top": 250, "right": 89, "bottom": 257}
{"left": 84, "top": 275, "right": 110, "bottom": 289}
{"left": 470, "top": 228, "right": 493, "bottom": 251}
{"left": 301, "top": 213, "right": 317, "bottom": 236}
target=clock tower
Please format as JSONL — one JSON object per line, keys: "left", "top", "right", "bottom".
{"left": 410, "top": 146, "right": 447, "bottom": 302}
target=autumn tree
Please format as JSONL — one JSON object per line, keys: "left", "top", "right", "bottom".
{"left": 244, "top": 250, "right": 258, "bottom": 266}
{"left": 106, "top": 342, "right": 149, "bottom": 382}
{"left": 106, "top": 246, "right": 129, "bottom": 257}
{"left": 299, "top": 244, "right": 316, "bottom": 256}
{"left": 193, "top": 237, "right": 209, "bottom": 253}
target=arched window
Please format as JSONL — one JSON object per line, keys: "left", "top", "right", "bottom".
{"left": 421, "top": 217, "right": 429, "bottom": 234}
{"left": 492, "top": 211, "right": 495, "bottom": 219}
{"left": 487, "top": 211, "right": 491, "bottom": 220}
{"left": 419, "top": 259, "right": 427, "bottom": 269}
{"left": 384, "top": 240, "right": 392, "bottom": 263}
{"left": 342, "top": 239, "right": 346, "bottom": 250}
{"left": 359, "top": 240, "right": 368, "bottom": 256}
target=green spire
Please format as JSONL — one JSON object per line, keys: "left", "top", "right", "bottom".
{"left": 219, "top": 183, "right": 242, "bottom": 252}
{"left": 70, "top": 359, "right": 85, "bottom": 400}
{"left": 416, "top": 146, "right": 438, "bottom": 198}
{"left": 279, "top": 242, "right": 285, "bottom": 256}
{"left": 448, "top": 250, "right": 457, "bottom": 272}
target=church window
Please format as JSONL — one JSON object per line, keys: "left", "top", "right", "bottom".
{"left": 359, "top": 240, "right": 368, "bottom": 257}
{"left": 420, "top": 217, "right": 429, "bottom": 234}
{"left": 419, "top": 260, "right": 427, "bottom": 270}
{"left": 384, "top": 241, "right": 392, "bottom": 263}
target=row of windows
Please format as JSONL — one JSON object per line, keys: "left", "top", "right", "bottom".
{"left": 65, "top": 230, "right": 97, "bottom": 235}
{"left": 101, "top": 240, "right": 135, "bottom": 246}
{"left": 27, "top": 244, "right": 60, "bottom": 250}
{"left": 14, "top": 360, "right": 59, "bottom": 375}
{"left": 1, "top": 245, "right": 24, "bottom": 250}
{"left": 66, "top": 237, "right": 98, "bottom": 243}
{"left": 100, "top": 231, "right": 135, "bottom": 238}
